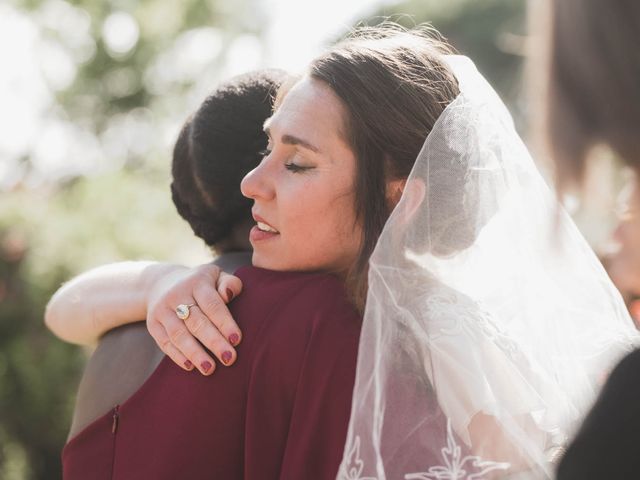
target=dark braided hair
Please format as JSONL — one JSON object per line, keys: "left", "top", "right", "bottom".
{"left": 171, "top": 69, "right": 289, "bottom": 248}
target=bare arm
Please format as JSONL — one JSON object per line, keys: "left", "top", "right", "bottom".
{"left": 45, "top": 261, "right": 187, "bottom": 345}
{"left": 45, "top": 261, "right": 244, "bottom": 375}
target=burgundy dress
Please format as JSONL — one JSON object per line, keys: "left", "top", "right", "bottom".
{"left": 62, "top": 267, "right": 361, "bottom": 480}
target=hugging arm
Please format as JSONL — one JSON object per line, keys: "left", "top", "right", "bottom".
{"left": 45, "top": 261, "right": 243, "bottom": 374}
{"left": 45, "top": 261, "right": 175, "bottom": 345}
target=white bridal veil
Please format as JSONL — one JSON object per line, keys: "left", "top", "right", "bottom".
{"left": 338, "top": 56, "right": 640, "bottom": 480}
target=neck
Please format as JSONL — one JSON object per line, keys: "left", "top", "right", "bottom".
{"left": 212, "top": 251, "right": 253, "bottom": 274}
{"left": 212, "top": 221, "right": 253, "bottom": 253}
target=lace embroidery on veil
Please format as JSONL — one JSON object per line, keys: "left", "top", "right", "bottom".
{"left": 339, "top": 421, "right": 510, "bottom": 480}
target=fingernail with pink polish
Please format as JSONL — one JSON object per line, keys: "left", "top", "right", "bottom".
{"left": 200, "top": 361, "right": 213, "bottom": 373}
{"left": 229, "top": 333, "right": 240, "bottom": 346}
{"left": 222, "top": 351, "right": 233, "bottom": 365}
{"left": 184, "top": 360, "right": 193, "bottom": 369}
{"left": 226, "top": 288, "right": 235, "bottom": 302}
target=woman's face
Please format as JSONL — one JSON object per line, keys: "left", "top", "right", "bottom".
{"left": 609, "top": 177, "right": 640, "bottom": 296}
{"left": 240, "top": 76, "right": 363, "bottom": 274}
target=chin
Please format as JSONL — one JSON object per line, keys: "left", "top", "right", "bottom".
{"left": 251, "top": 252, "right": 266, "bottom": 269}
{"left": 251, "top": 252, "right": 285, "bottom": 271}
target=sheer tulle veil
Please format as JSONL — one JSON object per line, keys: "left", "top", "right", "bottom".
{"left": 337, "top": 56, "right": 639, "bottom": 480}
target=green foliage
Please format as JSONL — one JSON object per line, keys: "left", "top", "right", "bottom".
{"left": 2, "top": 0, "right": 251, "bottom": 476}
{"left": 0, "top": 168, "right": 209, "bottom": 479}
{"left": 0, "top": 218, "right": 84, "bottom": 480}
{"left": 368, "top": 0, "right": 527, "bottom": 118}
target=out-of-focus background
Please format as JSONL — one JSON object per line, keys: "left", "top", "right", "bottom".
{"left": 0, "top": 0, "right": 627, "bottom": 478}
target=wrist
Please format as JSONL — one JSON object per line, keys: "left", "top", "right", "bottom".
{"left": 142, "top": 263, "right": 189, "bottom": 308}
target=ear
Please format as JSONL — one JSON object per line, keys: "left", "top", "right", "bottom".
{"left": 386, "top": 178, "right": 406, "bottom": 207}
{"left": 387, "top": 178, "right": 426, "bottom": 224}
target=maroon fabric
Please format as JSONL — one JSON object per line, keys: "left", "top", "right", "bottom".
{"left": 62, "top": 267, "right": 361, "bottom": 480}
{"left": 62, "top": 412, "right": 116, "bottom": 480}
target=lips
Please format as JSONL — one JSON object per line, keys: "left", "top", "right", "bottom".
{"left": 250, "top": 212, "right": 279, "bottom": 242}
{"left": 252, "top": 212, "right": 279, "bottom": 233}
{"left": 257, "top": 221, "right": 279, "bottom": 233}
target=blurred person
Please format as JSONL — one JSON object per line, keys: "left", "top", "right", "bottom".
{"left": 48, "top": 24, "right": 639, "bottom": 479}
{"left": 538, "top": 0, "right": 640, "bottom": 311}
{"left": 533, "top": 0, "right": 640, "bottom": 478}
{"left": 539, "top": 0, "right": 640, "bottom": 188}
{"left": 603, "top": 181, "right": 640, "bottom": 328}
{"left": 609, "top": 182, "right": 640, "bottom": 297}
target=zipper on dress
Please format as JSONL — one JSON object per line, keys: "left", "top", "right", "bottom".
{"left": 110, "top": 405, "right": 120, "bottom": 479}
{"left": 111, "top": 405, "right": 120, "bottom": 434}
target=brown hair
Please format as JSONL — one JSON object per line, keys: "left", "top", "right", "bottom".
{"left": 538, "top": 0, "right": 640, "bottom": 189}
{"left": 306, "top": 25, "right": 460, "bottom": 310}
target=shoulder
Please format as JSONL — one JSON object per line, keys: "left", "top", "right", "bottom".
{"left": 557, "top": 348, "right": 640, "bottom": 479}
{"left": 235, "top": 266, "right": 354, "bottom": 310}
{"left": 235, "top": 265, "right": 344, "bottom": 295}
{"left": 233, "top": 266, "right": 361, "bottom": 336}
{"left": 606, "top": 347, "right": 640, "bottom": 386}
{"left": 413, "top": 283, "right": 491, "bottom": 339}
{"left": 588, "top": 348, "right": 640, "bottom": 415}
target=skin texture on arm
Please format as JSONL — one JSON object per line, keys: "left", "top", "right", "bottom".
{"left": 45, "top": 261, "right": 189, "bottom": 345}
{"left": 45, "top": 260, "right": 244, "bottom": 373}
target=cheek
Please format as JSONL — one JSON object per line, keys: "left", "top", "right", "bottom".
{"left": 283, "top": 180, "right": 361, "bottom": 260}
{"left": 316, "top": 192, "right": 362, "bottom": 261}
{"left": 288, "top": 194, "right": 353, "bottom": 238}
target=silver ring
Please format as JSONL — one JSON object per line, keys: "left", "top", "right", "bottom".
{"left": 175, "top": 303, "right": 196, "bottom": 320}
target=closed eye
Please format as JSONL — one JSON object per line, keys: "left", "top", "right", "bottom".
{"left": 285, "top": 163, "right": 313, "bottom": 173}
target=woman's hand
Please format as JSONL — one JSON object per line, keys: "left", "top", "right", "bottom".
{"left": 146, "top": 263, "right": 243, "bottom": 375}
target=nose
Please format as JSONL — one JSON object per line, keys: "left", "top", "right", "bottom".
{"left": 241, "top": 158, "right": 274, "bottom": 201}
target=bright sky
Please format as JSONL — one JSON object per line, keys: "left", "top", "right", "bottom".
{"left": 0, "top": 0, "right": 390, "bottom": 188}
{"left": 263, "top": 0, "right": 390, "bottom": 72}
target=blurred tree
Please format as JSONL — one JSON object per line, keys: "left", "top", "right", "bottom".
{"left": 7, "top": 0, "right": 268, "bottom": 180}
{"left": 1, "top": 0, "right": 266, "bottom": 478}
{"left": 0, "top": 173, "right": 213, "bottom": 479}
{"left": 0, "top": 223, "right": 83, "bottom": 480}
{"left": 367, "top": 0, "right": 527, "bottom": 123}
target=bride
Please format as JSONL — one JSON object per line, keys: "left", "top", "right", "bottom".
{"left": 47, "top": 25, "right": 639, "bottom": 479}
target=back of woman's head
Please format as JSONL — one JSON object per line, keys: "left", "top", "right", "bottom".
{"left": 541, "top": 0, "right": 640, "bottom": 187}
{"left": 172, "top": 69, "right": 288, "bottom": 249}
{"left": 307, "top": 25, "right": 460, "bottom": 306}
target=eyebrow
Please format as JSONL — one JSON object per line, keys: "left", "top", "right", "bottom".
{"left": 264, "top": 124, "right": 320, "bottom": 154}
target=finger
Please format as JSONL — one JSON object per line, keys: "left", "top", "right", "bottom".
{"left": 216, "top": 271, "right": 243, "bottom": 304}
{"left": 159, "top": 308, "right": 217, "bottom": 375}
{"left": 193, "top": 281, "right": 242, "bottom": 347}
{"left": 147, "top": 320, "right": 195, "bottom": 372}
{"left": 183, "top": 306, "right": 237, "bottom": 366}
